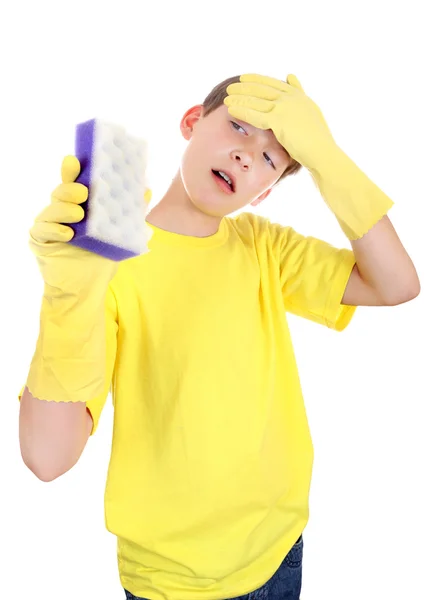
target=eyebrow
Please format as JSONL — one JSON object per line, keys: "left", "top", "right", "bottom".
{"left": 233, "top": 118, "right": 290, "bottom": 160}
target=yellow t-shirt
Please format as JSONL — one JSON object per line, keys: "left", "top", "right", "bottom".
{"left": 20, "top": 212, "right": 357, "bottom": 600}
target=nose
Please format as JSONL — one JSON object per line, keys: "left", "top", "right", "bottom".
{"left": 230, "top": 149, "right": 253, "bottom": 171}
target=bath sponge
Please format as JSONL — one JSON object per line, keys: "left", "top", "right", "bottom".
{"left": 70, "top": 118, "right": 152, "bottom": 261}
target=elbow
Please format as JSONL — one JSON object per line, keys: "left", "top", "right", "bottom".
{"left": 20, "top": 449, "right": 74, "bottom": 482}
{"left": 401, "top": 272, "right": 421, "bottom": 303}
{"left": 18, "top": 391, "right": 92, "bottom": 482}
{"left": 411, "top": 277, "right": 421, "bottom": 299}
{"left": 24, "top": 460, "right": 72, "bottom": 482}
{"left": 384, "top": 280, "right": 421, "bottom": 306}
{"left": 31, "top": 466, "right": 62, "bottom": 483}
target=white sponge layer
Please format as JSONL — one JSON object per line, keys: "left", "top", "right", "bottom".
{"left": 73, "top": 118, "right": 153, "bottom": 261}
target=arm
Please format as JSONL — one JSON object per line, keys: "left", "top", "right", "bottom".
{"left": 19, "top": 387, "right": 93, "bottom": 482}
{"left": 18, "top": 156, "right": 123, "bottom": 480}
{"left": 19, "top": 283, "right": 118, "bottom": 482}
{"left": 342, "top": 214, "right": 420, "bottom": 306}
{"left": 225, "top": 73, "right": 420, "bottom": 309}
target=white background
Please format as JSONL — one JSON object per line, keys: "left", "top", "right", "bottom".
{"left": 1, "top": 0, "right": 434, "bottom": 599}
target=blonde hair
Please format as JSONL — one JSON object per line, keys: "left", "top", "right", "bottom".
{"left": 202, "top": 75, "right": 302, "bottom": 181}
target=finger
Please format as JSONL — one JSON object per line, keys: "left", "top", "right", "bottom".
{"left": 144, "top": 188, "right": 152, "bottom": 206}
{"left": 286, "top": 74, "right": 305, "bottom": 93}
{"left": 51, "top": 182, "right": 88, "bottom": 205}
{"left": 224, "top": 94, "right": 274, "bottom": 114}
{"left": 61, "top": 155, "right": 81, "bottom": 184}
{"left": 239, "top": 73, "right": 292, "bottom": 94}
{"left": 224, "top": 103, "right": 270, "bottom": 131}
{"left": 36, "top": 201, "right": 85, "bottom": 224}
{"left": 227, "top": 82, "right": 280, "bottom": 102}
{"left": 145, "top": 223, "right": 154, "bottom": 242}
{"left": 30, "top": 221, "right": 75, "bottom": 244}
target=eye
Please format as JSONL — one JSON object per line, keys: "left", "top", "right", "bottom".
{"left": 263, "top": 153, "right": 276, "bottom": 170}
{"left": 231, "top": 121, "right": 247, "bottom": 134}
{"left": 231, "top": 120, "right": 276, "bottom": 169}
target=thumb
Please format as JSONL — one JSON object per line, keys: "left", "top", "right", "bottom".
{"left": 61, "top": 155, "right": 81, "bottom": 184}
{"left": 286, "top": 74, "right": 305, "bottom": 93}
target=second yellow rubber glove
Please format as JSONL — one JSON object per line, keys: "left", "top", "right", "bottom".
{"left": 225, "top": 73, "right": 394, "bottom": 240}
{"left": 26, "top": 156, "right": 152, "bottom": 403}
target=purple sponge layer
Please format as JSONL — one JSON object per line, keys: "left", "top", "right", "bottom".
{"left": 68, "top": 118, "right": 141, "bottom": 261}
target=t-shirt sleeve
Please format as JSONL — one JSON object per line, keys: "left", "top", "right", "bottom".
{"left": 272, "top": 222, "right": 357, "bottom": 331}
{"left": 18, "top": 283, "right": 119, "bottom": 436}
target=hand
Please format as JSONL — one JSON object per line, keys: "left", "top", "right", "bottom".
{"left": 224, "top": 73, "right": 338, "bottom": 172}
{"left": 29, "top": 155, "right": 119, "bottom": 297}
{"left": 30, "top": 156, "right": 153, "bottom": 296}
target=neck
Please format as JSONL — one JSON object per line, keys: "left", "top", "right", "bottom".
{"left": 146, "top": 171, "right": 223, "bottom": 238}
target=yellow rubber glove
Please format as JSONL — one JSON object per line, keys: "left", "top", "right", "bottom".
{"left": 26, "top": 156, "right": 151, "bottom": 403}
{"left": 225, "top": 73, "right": 394, "bottom": 240}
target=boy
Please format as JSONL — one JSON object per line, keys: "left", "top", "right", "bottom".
{"left": 18, "top": 73, "right": 420, "bottom": 600}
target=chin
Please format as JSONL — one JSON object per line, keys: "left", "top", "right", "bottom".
{"left": 195, "top": 184, "right": 247, "bottom": 217}
{"left": 190, "top": 195, "right": 228, "bottom": 218}
{"left": 182, "top": 180, "right": 230, "bottom": 218}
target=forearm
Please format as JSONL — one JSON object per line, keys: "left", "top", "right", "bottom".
{"left": 19, "top": 386, "right": 93, "bottom": 481}
{"left": 312, "top": 146, "right": 420, "bottom": 303}
{"left": 27, "top": 287, "right": 109, "bottom": 403}
{"left": 350, "top": 214, "right": 420, "bottom": 304}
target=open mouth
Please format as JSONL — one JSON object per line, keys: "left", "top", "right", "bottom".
{"left": 211, "top": 169, "right": 235, "bottom": 193}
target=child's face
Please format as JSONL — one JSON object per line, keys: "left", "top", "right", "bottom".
{"left": 179, "top": 104, "right": 292, "bottom": 217}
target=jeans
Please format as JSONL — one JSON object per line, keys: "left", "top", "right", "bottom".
{"left": 124, "top": 534, "right": 303, "bottom": 600}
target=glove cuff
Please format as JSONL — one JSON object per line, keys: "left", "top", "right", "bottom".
{"left": 26, "top": 294, "right": 108, "bottom": 402}
{"left": 310, "top": 148, "right": 394, "bottom": 240}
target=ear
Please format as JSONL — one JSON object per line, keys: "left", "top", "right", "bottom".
{"left": 180, "top": 105, "right": 203, "bottom": 140}
{"left": 250, "top": 188, "right": 272, "bottom": 207}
